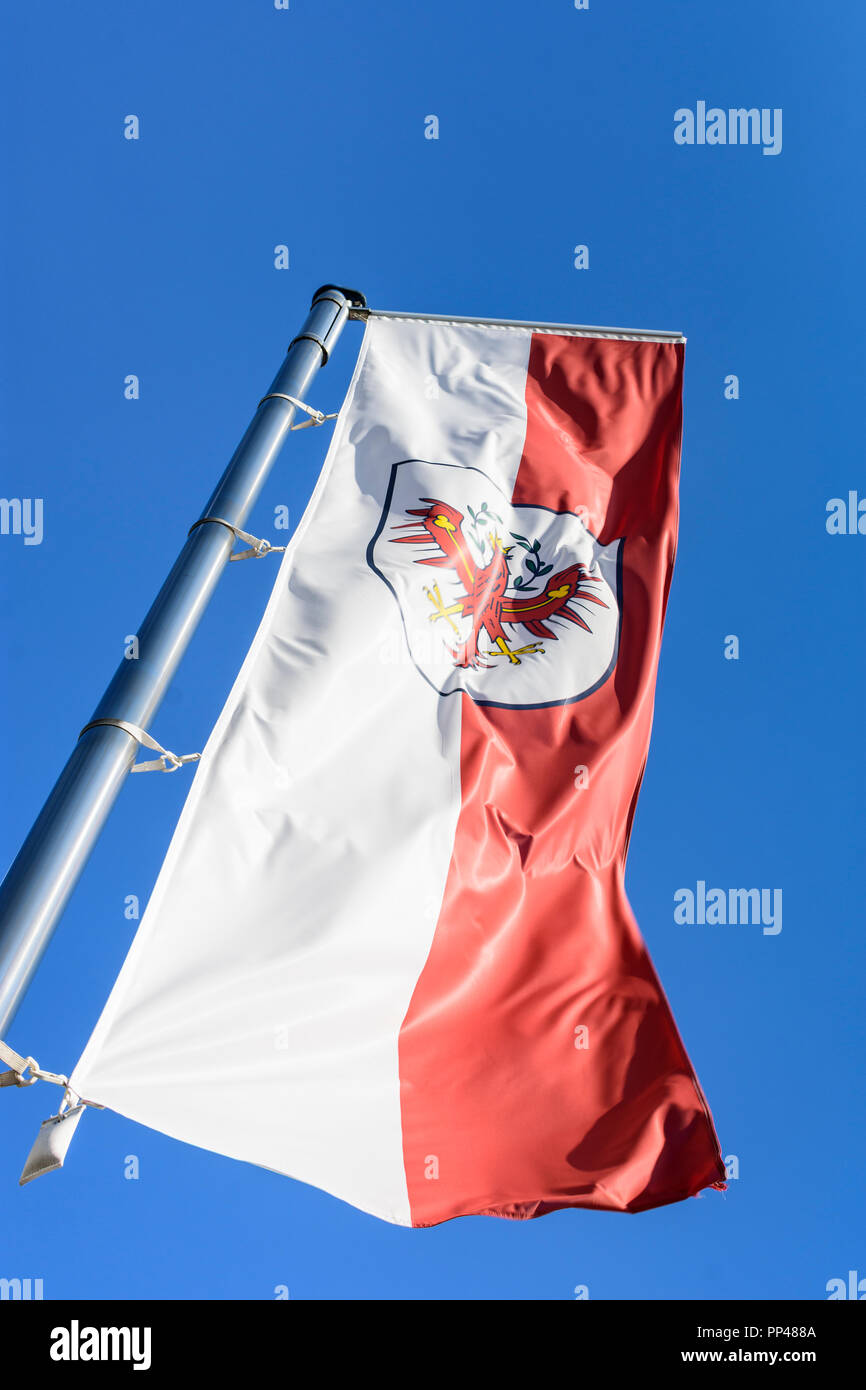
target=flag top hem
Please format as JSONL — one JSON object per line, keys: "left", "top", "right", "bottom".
{"left": 350, "top": 306, "right": 686, "bottom": 344}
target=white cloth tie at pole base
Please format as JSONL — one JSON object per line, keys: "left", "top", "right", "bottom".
{"left": 0, "top": 1037, "right": 101, "bottom": 1184}
{"left": 19, "top": 1105, "right": 87, "bottom": 1186}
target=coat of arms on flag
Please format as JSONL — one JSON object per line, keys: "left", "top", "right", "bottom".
{"left": 370, "top": 459, "right": 621, "bottom": 707}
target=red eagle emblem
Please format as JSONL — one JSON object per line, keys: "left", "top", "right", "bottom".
{"left": 390, "top": 498, "right": 609, "bottom": 670}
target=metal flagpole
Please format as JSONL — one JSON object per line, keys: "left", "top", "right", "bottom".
{"left": 0, "top": 283, "right": 365, "bottom": 1036}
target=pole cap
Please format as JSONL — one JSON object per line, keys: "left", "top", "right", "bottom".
{"left": 311, "top": 284, "right": 367, "bottom": 309}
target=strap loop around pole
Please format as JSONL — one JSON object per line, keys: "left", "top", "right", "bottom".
{"left": 78, "top": 718, "right": 201, "bottom": 774}
{"left": 257, "top": 391, "right": 339, "bottom": 429}
{"left": 187, "top": 515, "right": 287, "bottom": 562}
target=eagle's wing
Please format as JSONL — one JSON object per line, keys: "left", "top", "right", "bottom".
{"left": 389, "top": 498, "right": 478, "bottom": 593}
{"left": 501, "top": 563, "right": 608, "bottom": 637}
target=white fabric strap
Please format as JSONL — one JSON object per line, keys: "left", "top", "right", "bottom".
{"left": 188, "top": 515, "right": 287, "bottom": 562}
{"left": 257, "top": 391, "right": 340, "bottom": 430}
{"left": 0, "top": 1037, "right": 32, "bottom": 1087}
{"left": 0, "top": 1037, "right": 67, "bottom": 1090}
{"left": 79, "top": 718, "right": 201, "bottom": 773}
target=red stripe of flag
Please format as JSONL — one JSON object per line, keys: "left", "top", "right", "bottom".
{"left": 398, "top": 332, "right": 725, "bottom": 1225}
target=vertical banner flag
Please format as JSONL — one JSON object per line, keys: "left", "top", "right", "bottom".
{"left": 71, "top": 314, "right": 725, "bottom": 1225}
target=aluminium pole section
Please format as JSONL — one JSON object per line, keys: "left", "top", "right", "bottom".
{"left": 0, "top": 284, "right": 365, "bottom": 1035}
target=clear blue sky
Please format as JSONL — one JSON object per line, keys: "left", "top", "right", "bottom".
{"left": 1, "top": 1, "right": 863, "bottom": 1299}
